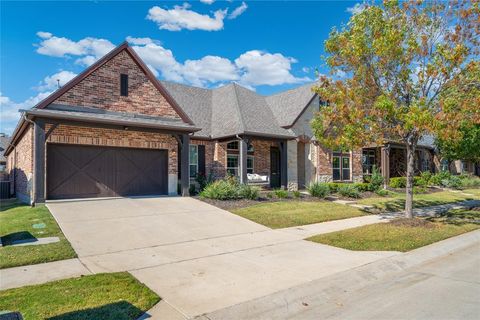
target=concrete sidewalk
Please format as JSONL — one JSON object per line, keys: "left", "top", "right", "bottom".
{"left": 0, "top": 259, "right": 91, "bottom": 290}
{"left": 197, "top": 229, "right": 480, "bottom": 320}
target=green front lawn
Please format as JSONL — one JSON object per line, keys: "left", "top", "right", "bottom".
{"left": 307, "top": 216, "right": 479, "bottom": 252}
{"left": 231, "top": 201, "right": 367, "bottom": 229}
{"left": 463, "top": 188, "right": 480, "bottom": 197}
{"left": 0, "top": 272, "right": 160, "bottom": 320}
{"left": 0, "top": 204, "right": 76, "bottom": 269}
{"left": 357, "top": 190, "right": 477, "bottom": 213}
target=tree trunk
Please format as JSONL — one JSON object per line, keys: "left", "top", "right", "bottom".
{"left": 405, "top": 143, "right": 416, "bottom": 219}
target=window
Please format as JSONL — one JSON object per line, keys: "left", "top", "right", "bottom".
{"left": 362, "top": 149, "right": 376, "bottom": 175}
{"left": 227, "top": 140, "right": 254, "bottom": 152}
{"left": 227, "top": 155, "right": 239, "bottom": 176}
{"left": 333, "top": 152, "right": 351, "bottom": 181}
{"left": 120, "top": 74, "right": 128, "bottom": 96}
{"left": 440, "top": 159, "right": 449, "bottom": 172}
{"left": 189, "top": 145, "right": 198, "bottom": 178}
{"left": 227, "top": 141, "right": 238, "bottom": 150}
{"left": 247, "top": 156, "right": 254, "bottom": 174}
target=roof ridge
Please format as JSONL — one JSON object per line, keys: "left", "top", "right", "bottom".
{"left": 265, "top": 81, "right": 316, "bottom": 97}
{"left": 231, "top": 83, "right": 246, "bottom": 134}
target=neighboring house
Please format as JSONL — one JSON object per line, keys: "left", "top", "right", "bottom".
{"left": 0, "top": 133, "right": 10, "bottom": 172}
{"left": 3, "top": 42, "right": 474, "bottom": 205}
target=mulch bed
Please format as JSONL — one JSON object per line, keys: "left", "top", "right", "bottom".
{"left": 196, "top": 193, "right": 321, "bottom": 210}
{"left": 390, "top": 218, "right": 436, "bottom": 228}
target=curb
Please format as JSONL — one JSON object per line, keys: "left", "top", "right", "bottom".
{"left": 197, "top": 229, "right": 480, "bottom": 320}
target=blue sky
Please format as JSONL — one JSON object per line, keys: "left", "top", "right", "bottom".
{"left": 1, "top": 1, "right": 361, "bottom": 134}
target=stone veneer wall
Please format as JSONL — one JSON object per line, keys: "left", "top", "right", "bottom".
{"left": 7, "top": 126, "right": 34, "bottom": 203}
{"left": 46, "top": 124, "right": 179, "bottom": 194}
{"left": 54, "top": 50, "right": 181, "bottom": 119}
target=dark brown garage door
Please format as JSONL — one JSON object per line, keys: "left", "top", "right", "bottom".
{"left": 47, "top": 144, "right": 168, "bottom": 199}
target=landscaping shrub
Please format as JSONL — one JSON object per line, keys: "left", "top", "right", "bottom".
{"left": 417, "top": 171, "right": 432, "bottom": 187}
{"left": 189, "top": 184, "right": 198, "bottom": 196}
{"left": 430, "top": 171, "right": 451, "bottom": 186}
{"left": 352, "top": 183, "right": 372, "bottom": 192}
{"left": 195, "top": 172, "right": 214, "bottom": 192}
{"left": 441, "top": 175, "right": 462, "bottom": 189}
{"left": 413, "top": 186, "right": 427, "bottom": 194}
{"left": 369, "top": 165, "right": 384, "bottom": 191}
{"left": 273, "top": 189, "right": 289, "bottom": 199}
{"left": 266, "top": 192, "right": 274, "bottom": 199}
{"left": 375, "top": 189, "right": 390, "bottom": 197}
{"left": 337, "top": 184, "right": 361, "bottom": 198}
{"left": 293, "top": 190, "right": 301, "bottom": 198}
{"left": 200, "top": 179, "right": 239, "bottom": 200}
{"left": 389, "top": 177, "right": 406, "bottom": 188}
{"left": 325, "top": 183, "right": 343, "bottom": 193}
{"left": 307, "top": 182, "right": 330, "bottom": 198}
{"left": 460, "top": 176, "right": 480, "bottom": 188}
{"left": 238, "top": 184, "right": 260, "bottom": 200}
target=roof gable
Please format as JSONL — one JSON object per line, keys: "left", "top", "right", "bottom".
{"left": 36, "top": 42, "right": 194, "bottom": 125}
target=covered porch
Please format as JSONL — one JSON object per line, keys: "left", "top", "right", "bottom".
{"left": 362, "top": 143, "right": 436, "bottom": 184}
{"left": 218, "top": 135, "right": 289, "bottom": 189}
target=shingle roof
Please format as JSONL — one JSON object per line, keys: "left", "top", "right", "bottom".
{"left": 266, "top": 83, "right": 317, "bottom": 127}
{"left": 27, "top": 104, "right": 200, "bottom": 132}
{"left": 160, "top": 81, "right": 314, "bottom": 139}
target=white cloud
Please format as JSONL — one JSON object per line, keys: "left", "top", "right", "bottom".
{"left": 235, "top": 50, "right": 310, "bottom": 87}
{"left": 126, "top": 36, "right": 159, "bottom": 46}
{"left": 228, "top": 1, "right": 247, "bottom": 19}
{"left": 346, "top": 3, "right": 366, "bottom": 15}
{"left": 200, "top": 0, "right": 215, "bottom": 4}
{"left": 302, "top": 67, "right": 310, "bottom": 73}
{"left": 34, "top": 33, "right": 310, "bottom": 90}
{"left": 35, "top": 70, "right": 77, "bottom": 91}
{"left": 36, "top": 31, "right": 52, "bottom": 39}
{"left": 36, "top": 33, "right": 115, "bottom": 66}
{"left": 182, "top": 56, "right": 239, "bottom": 86}
{"left": 1, "top": 91, "right": 53, "bottom": 134}
{"left": 147, "top": 3, "right": 227, "bottom": 31}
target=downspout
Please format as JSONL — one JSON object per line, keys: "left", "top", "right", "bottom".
{"left": 23, "top": 113, "right": 36, "bottom": 206}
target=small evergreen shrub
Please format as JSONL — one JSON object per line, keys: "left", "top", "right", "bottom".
{"left": 325, "top": 183, "right": 343, "bottom": 193}
{"left": 389, "top": 177, "right": 407, "bottom": 188}
{"left": 442, "top": 175, "right": 462, "bottom": 189}
{"left": 189, "top": 184, "right": 198, "bottom": 195}
{"left": 293, "top": 190, "right": 301, "bottom": 198}
{"left": 460, "top": 176, "right": 480, "bottom": 188}
{"left": 369, "top": 165, "right": 384, "bottom": 191}
{"left": 200, "top": 179, "right": 239, "bottom": 200}
{"left": 375, "top": 188, "right": 390, "bottom": 197}
{"left": 273, "top": 189, "right": 289, "bottom": 199}
{"left": 413, "top": 186, "right": 427, "bottom": 194}
{"left": 417, "top": 171, "right": 432, "bottom": 187}
{"left": 352, "top": 183, "right": 371, "bottom": 192}
{"left": 430, "top": 171, "right": 452, "bottom": 186}
{"left": 237, "top": 184, "right": 260, "bottom": 200}
{"left": 307, "top": 182, "right": 330, "bottom": 198}
{"left": 338, "top": 184, "right": 361, "bottom": 198}
{"left": 266, "top": 192, "right": 274, "bottom": 199}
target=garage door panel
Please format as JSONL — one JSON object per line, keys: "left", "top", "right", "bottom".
{"left": 47, "top": 144, "right": 168, "bottom": 199}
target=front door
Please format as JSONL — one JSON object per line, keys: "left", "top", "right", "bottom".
{"left": 270, "top": 147, "right": 281, "bottom": 188}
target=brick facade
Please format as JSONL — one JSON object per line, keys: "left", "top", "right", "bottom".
{"left": 7, "top": 126, "right": 34, "bottom": 203}
{"left": 46, "top": 124, "right": 178, "bottom": 175}
{"left": 53, "top": 50, "right": 181, "bottom": 120}
{"left": 315, "top": 145, "right": 364, "bottom": 183}
{"left": 190, "top": 138, "right": 276, "bottom": 180}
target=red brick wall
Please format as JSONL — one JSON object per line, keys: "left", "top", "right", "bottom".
{"left": 7, "top": 126, "right": 34, "bottom": 201}
{"left": 47, "top": 124, "right": 178, "bottom": 174}
{"left": 190, "top": 138, "right": 276, "bottom": 179}
{"left": 315, "top": 145, "right": 364, "bottom": 182}
{"left": 53, "top": 50, "right": 181, "bottom": 119}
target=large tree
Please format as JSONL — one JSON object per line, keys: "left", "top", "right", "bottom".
{"left": 312, "top": 0, "right": 479, "bottom": 218}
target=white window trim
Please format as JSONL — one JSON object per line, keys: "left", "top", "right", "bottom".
{"left": 226, "top": 154, "right": 255, "bottom": 176}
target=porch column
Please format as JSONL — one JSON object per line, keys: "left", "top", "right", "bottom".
{"left": 280, "top": 140, "right": 288, "bottom": 189}
{"left": 180, "top": 133, "right": 190, "bottom": 196}
{"left": 381, "top": 145, "right": 390, "bottom": 188}
{"left": 33, "top": 119, "right": 46, "bottom": 204}
{"left": 239, "top": 138, "right": 248, "bottom": 184}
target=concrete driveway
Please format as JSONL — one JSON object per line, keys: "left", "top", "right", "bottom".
{"left": 48, "top": 197, "right": 393, "bottom": 318}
